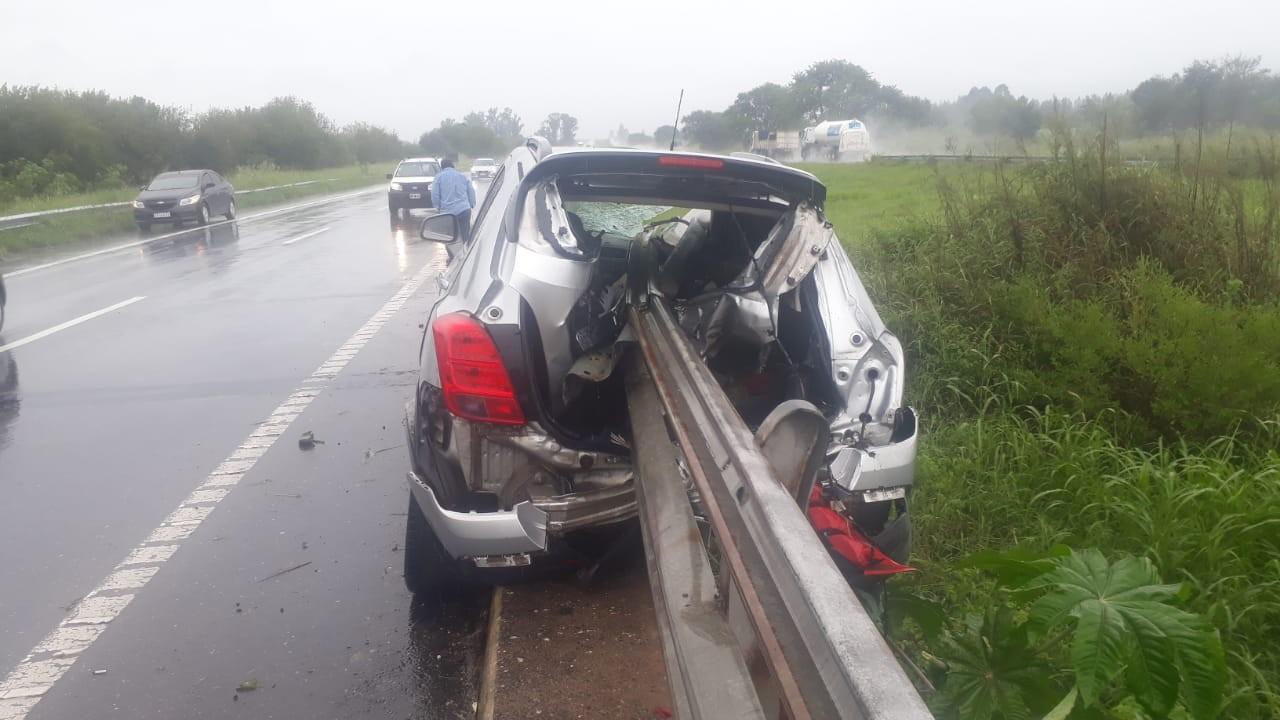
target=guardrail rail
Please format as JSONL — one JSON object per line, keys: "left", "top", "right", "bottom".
{"left": 624, "top": 268, "right": 934, "bottom": 720}
{"left": 0, "top": 179, "right": 335, "bottom": 232}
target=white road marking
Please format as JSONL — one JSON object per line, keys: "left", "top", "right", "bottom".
{"left": 4, "top": 187, "right": 381, "bottom": 279}
{"left": 0, "top": 297, "right": 145, "bottom": 354}
{"left": 0, "top": 259, "right": 438, "bottom": 718}
{"left": 281, "top": 226, "right": 331, "bottom": 246}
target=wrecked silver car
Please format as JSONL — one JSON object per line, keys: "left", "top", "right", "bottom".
{"left": 403, "top": 139, "right": 917, "bottom": 596}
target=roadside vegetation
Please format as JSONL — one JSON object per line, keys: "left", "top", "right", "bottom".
{"left": 0, "top": 88, "right": 413, "bottom": 206}
{"left": 805, "top": 123, "right": 1280, "bottom": 719}
{"left": 0, "top": 163, "right": 390, "bottom": 263}
{"left": 677, "top": 56, "right": 1280, "bottom": 160}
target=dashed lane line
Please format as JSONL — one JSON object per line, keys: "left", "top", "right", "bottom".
{"left": 0, "top": 259, "right": 436, "bottom": 718}
{"left": 281, "top": 226, "right": 331, "bottom": 246}
{"left": 4, "top": 187, "right": 381, "bottom": 279}
{"left": 0, "top": 296, "right": 146, "bottom": 354}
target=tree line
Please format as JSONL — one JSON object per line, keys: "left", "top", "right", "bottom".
{"left": 677, "top": 56, "right": 1280, "bottom": 150}
{"left": 416, "top": 109, "right": 580, "bottom": 158}
{"left": 0, "top": 86, "right": 413, "bottom": 203}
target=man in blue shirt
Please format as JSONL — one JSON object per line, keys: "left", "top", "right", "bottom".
{"left": 430, "top": 158, "right": 477, "bottom": 240}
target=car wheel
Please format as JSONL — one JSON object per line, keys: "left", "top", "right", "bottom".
{"left": 388, "top": 204, "right": 398, "bottom": 218}
{"left": 137, "top": 222, "right": 151, "bottom": 234}
{"left": 225, "top": 199, "right": 237, "bottom": 220}
{"left": 403, "top": 491, "right": 464, "bottom": 601}
{"left": 197, "top": 203, "right": 210, "bottom": 226}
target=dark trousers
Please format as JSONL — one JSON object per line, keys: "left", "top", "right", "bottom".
{"left": 455, "top": 209, "right": 472, "bottom": 241}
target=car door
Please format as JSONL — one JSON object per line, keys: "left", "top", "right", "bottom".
{"left": 199, "top": 173, "right": 218, "bottom": 214}
{"left": 210, "top": 172, "right": 231, "bottom": 214}
{"left": 219, "top": 172, "right": 234, "bottom": 212}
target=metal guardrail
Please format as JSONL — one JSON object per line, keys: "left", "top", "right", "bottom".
{"left": 874, "top": 153, "right": 1055, "bottom": 163}
{"left": 625, "top": 286, "right": 934, "bottom": 720}
{"left": 0, "top": 179, "right": 335, "bottom": 231}
{"left": 873, "top": 154, "right": 1161, "bottom": 166}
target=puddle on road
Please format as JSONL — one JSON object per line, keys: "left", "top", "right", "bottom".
{"left": 335, "top": 592, "right": 491, "bottom": 719}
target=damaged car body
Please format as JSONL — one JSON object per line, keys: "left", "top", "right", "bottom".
{"left": 404, "top": 139, "right": 918, "bottom": 595}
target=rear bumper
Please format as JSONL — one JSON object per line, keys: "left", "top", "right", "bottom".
{"left": 408, "top": 471, "right": 548, "bottom": 558}
{"left": 134, "top": 206, "right": 200, "bottom": 223}
{"left": 407, "top": 470, "right": 637, "bottom": 560}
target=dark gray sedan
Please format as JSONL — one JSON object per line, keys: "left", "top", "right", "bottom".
{"left": 133, "top": 170, "right": 236, "bottom": 232}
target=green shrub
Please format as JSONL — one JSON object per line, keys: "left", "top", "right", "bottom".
{"left": 812, "top": 145, "right": 1280, "bottom": 718}
{"left": 906, "top": 412, "right": 1280, "bottom": 718}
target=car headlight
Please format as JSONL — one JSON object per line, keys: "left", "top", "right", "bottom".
{"left": 178, "top": 194, "right": 201, "bottom": 206}
{"left": 390, "top": 182, "right": 402, "bottom": 191}
{"left": 131, "top": 200, "right": 145, "bottom": 209}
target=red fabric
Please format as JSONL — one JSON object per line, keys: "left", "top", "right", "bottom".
{"left": 807, "top": 486, "right": 915, "bottom": 577}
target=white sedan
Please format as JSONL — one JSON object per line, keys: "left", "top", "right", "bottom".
{"left": 469, "top": 158, "right": 498, "bottom": 180}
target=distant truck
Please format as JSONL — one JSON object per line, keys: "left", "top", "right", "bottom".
{"left": 801, "top": 119, "right": 872, "bottom": 162}
{"left": 749, "top": 120, "right": 873, "bottom": 162}
{"left": 748, "top": 130, "right": 802, "bottom": 160}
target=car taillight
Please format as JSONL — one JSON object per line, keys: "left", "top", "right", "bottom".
{"left": 658, "top": 155, "right": 724, "bottom": 169}
{"left": 433, "top": 313, "right": 525, "bottom": 425}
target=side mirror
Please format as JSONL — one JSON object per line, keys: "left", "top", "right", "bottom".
{"left": 385, "top": 173, "right": 394, "bottom": 180}
{"left": 420, "top": 213, "right": 461, "bottom": 244}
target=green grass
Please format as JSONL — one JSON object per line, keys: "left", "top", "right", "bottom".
{"left": 0, "top": 163, "right": 391, "bottom": 263}
{"left": 811, "top": 152, "right": 1280, "bottom": 718}
{"left": 798, "top": 160, "right": 980, "bottom": 239}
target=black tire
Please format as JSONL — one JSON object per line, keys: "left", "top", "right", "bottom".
{"left": 225, "top": 198, "right": 237, "bottom": 220}
{"left": 403, "top": 491, "right": 465, "bottom": 601}
{"left": 197, "top": 203, "right": 210, "bottom": 226}
{"left": 137, "top": 222, "right": 151, "bottom": 234}
{"left": 388, "top": 204, "right": 398, "bottom": 218}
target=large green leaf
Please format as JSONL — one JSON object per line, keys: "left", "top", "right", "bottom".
{"left": 1013, "top": 549, "right": 1223, "bottom": 719}
{"left": 1070, "top": 599, "right": 1129, "bottom": 705}
{"left": 890, "top": 590, "right": 948, "bottom": 641}
{"left": 959, "top": 545, "right": 1070, "bottom": 588}
{"left": 1138, "top": 606, "right": 1226, "bottom": 720}
{"left": 1119, "top": 608, "right": 1180, "bottom": 717}
{"left": 933, "top": 608, "right": 1059, "bottom": 720}
{"left": 1041, "top": 687, "right": 1078, "bottom": 720}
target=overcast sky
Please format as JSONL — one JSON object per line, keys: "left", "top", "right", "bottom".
{"left": 3, "top": 0, "right": 1276, "bottom": 141}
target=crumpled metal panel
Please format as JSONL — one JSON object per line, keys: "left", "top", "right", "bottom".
{"left": 756, "top": 203, "right": 833, "bottom": 301}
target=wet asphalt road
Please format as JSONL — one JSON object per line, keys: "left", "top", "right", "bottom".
{"left": 0, "top": 185, "right": 490, "bottom": 718}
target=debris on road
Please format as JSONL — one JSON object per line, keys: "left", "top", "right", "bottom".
{"left": 297, "top": 431, "right": 324, "bottom": 450}
{"left": 91, "top": 669, "right": 107, "bottom": 676}
{"left": 362, "top": 444, "right": 403, "bottom": 462}
{"left": 256, "top": 561, "right": 312, "bottom": 583}
{"left": 236, "top": 679, "right": 259, "bottom": 692}
{"left": 267, "top": 492, "right": 302, "bottom": 499}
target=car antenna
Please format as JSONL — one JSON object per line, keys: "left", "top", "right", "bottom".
{"left": 669, "top": 89, "right": 684, "bottom": 151}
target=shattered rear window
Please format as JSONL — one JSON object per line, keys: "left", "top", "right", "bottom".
{"left": 564, "top": 202, "right": 671, "bottom": 237}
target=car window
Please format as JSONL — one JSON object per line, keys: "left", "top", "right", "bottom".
{"left": 564, "top": 201, "right": 672, "bottom": 237}
{"left": 395, "top": 162, "right": 439, "bottom": 177}
{"left": 147, "top": 174, "right": 199, "bottom": 190}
